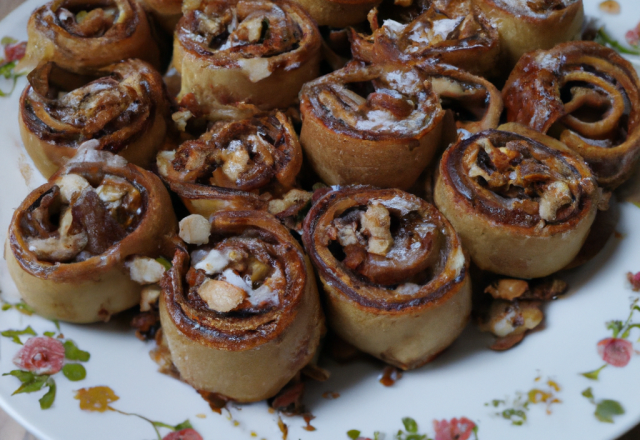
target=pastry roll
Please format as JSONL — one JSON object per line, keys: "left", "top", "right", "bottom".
{"left": 157, "top": 112, "right": 305, "bottom": 218}
{"left": 19, "top": 60, "right": 170, "bottom": 178}
{"left": 289, "top": 0, "right": 381, "bottom": 28}
{"left": 420, "top": 62, "right": 503, "bottom": 133}
{"left": 471, "top": 0, "right": 583, "bottom": 69}
{"left": 173, "top": 0, "right": 321, "bottom": 119}
{"left": 5, "top": 150, "right": 178, "bottom": 323}
{"left": 139, "top": 0, "right": 182, "bottom": 33}
{"left": 302, "top": 186, "right": 471, "bottom": 370}
{"left": 20, "top": 0, "right": 161, "bottom": 73}
{"left": 434, "top": 128, "right": 598, "bottom": 279}
{"left": 299, "top": 62, "right": 445, "bottom": 190}
{"left": 349, "top": 1, "right": 500, "bottom": 77}
{"left": 159, "top": 211, "right": 324, "bottom": 402}
{"left": 503, "top": 41, "right": 640, "bottom": 189}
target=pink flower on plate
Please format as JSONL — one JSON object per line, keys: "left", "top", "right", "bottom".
{"left": 162, "top": 429, "right": 203, "bottom": 440}
{"left": 433, "top": 417, "right": 476, "bottom": 440}
{"left": 4, "top": 41, "right": 26, "bottom": 63}
{"left": 626, "top": 22, "right": 640, "bottom": 47}
{"left": 597, "top": 338, "right": 633, "bottom": 367}
{"left": 628, "top": 272, "right": 640, "bottom": 292}
{"left": 12, "top": 336, "right": 65, "bottom": 375}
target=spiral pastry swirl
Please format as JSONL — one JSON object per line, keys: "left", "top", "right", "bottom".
{"left": 6, "top": 150, "right": 177, "bottom": 323}
{"left": 472, "top": 0, "right": 583, "bottom": 69}
{"left": 159, "top": 210, "right": 324, "bottom": 401}
{"left": 299, "top": 62, "right": 445, "bottom": 190}
{"left": 420, "top": 61, "right": 503, "bottom": 133}
{"left": 503, "top": 41, "right": 640, "bottom": 189}
{"left": 157, "top": 112, "right": 304, "bottom": 217}
{"left": 173, "top": 0, "right": 321, "bottom": 118}
{"left": 434, "top": 127, "right": 599, "bottom": 278}
{"left": 302, "top": 186, "right": 471, "bottom": 370}
{"left": 19, "top": 60, "right": 170, "bottom": 178}
{"left": 350, "top": 0, "right": 500, "bottom": 77}
{"left": 20, "top": 0, "right": 160, "bottom": 73}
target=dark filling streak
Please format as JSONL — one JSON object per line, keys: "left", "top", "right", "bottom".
{"left": 71, "top": 189, "right": 126, "bottom": 255}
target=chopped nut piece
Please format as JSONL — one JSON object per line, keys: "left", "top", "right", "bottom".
{"left": 198, "top": 279, "right": 247, "bottom": 312}
{"left": 221, "top": 141, "right": 251, "bottom": 182}
{"left": 54, "top": 174, "right": 91, "bottom": 204}
{"left": 527, "top": 278, "right": 568, "bottom": 301}
{"left": 336, "top": 222, "right": 359, "bottom": 247}
{"left": 194, "top": 249, "right": 230, "bottom": 275}
{"left": 140, "top": 284, "right": 162, "bottom": 312}
{"left": 597, "top": 189, "right": 612, "bottom": 211}
{"left": 172, "top": 110, "right": 193, "bottom": 132}
{"left": 485, "top": 279, "right": 530, "bottom": 301}
{"left": 480, "top": 300, "right": 543, "bottom": 338}
{"left": 361, "top": 204, "right": 393, "bottom": 256}
{"left": 248, "top": 258, "right": 271, "bottom": 283}
{"left": 268, "top": 189, "right": 312, "bottom": 215}
{"left": 179, "top": 214, "right": 210, "bottom": 245}
{"left": 539, "top": 181, "right": 572, "bottom": 222}
{"left": 156, "top": 151, "right": 176, "bottom": 177}
{"left": 127, "top": 257, "right": 166, "bottom": 284}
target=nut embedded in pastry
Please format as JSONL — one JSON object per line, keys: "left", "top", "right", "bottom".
{"left": 20, "top": 0, "right": 161, "bottom": 73}
{"left": 159, "top": 210, "right": 324, "bottom": 402}
{"left": 19, "top": 60, "right": 170, "bottom": 178}
{"left": 289, "top": 0, "right": 382, "bottom": 28}
{"left": 502, "top": 41, "right": 640, "bottom": 189}
{"left": 5, "top": 150, "right": 178, "bottom": 323}
{"left": 299, "top": 62, "right": 445, "bottom": 190}
{"left": 434, "top": 128, "right": 599, "bottom": 279}
{"left": 157, "top": 112, "right": 304, "bottom": 218}
{"left": 302, "top": 186, "right": 471, "bottom": 370}
{"left": 172, "top": 0, "right": 322, "bottom": 119}
{"left": 471, "top": 0, "right": 583, "bottom": 69}
{"left": 349, "top": 0, "right": 500, "bottom": 77}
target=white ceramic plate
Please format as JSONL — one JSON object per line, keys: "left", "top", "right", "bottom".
{"left": 2, "top": 1, "right": 640, "bottom": 439}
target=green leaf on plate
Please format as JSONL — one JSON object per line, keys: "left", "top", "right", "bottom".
{"left": 501, "top": 408, "right": 526, "bottom": 426}
{"left": 39, "top": 379, "right": 56, "bottom": 410}
{"left": 12, "top": 374, "right": 48, "bottom": 396}
{"left": 347, "top": 429, "right": 361, "bottom": 440}
{"left": 582, "top": 387, "right": 594, "bottom": 401}
{"left": 43, "top": 331, "right": 56, "bottom": 337}
{"left": 0, "top": 37, "right": 17, "bottom": 46}
{"left": 606, "top": 320, "right": 623, "bottom": 338}
{"left": 62, "top": 364, "right": 86, "bottom": 381}
{"left": 595, "top": 399, "right": 625, "bottom": 423}
{"left": 63, "top": 340, "right": 90, "bottom": 362}
{"left": 1, "top": 326, "right": 37, "bottom": 344}
{"left": 581, "top": 364, "right": 607, "bottom": 381}
{"left": 173, "top": 420, "right": 193, "bottom": 431}
{"left": 3, "top": 370, "right": 34, "bottom": 383}
{"left": 402, "top": 417, "right": 418, "bottom": 433}
{"left": 596, "top": 28, "right": 640, "bottom": 56}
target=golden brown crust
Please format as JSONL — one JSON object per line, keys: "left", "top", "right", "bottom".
{"left": 434, "top": 128, "right": 598, "bottom": 278}
{"left": 350, "top": 0, "right": 500, "bottom": 77}
{"left": 158, "top": 112, "right": 303, "bottom": 217}
{"left": 6, "top": 155, "right": 178, "bottom": 323}
{"left": 139, "top": 0, "right": 182, "bottom": 32}
{"left": 20, "top": 0, "right": 161, "bottom": 73}
{"left": 503, "top": 41, "right": 640, "bottom": 189}
{"left": 472, "top": 0, "right": 583, "bottom": 70}
{"left": 299, "top": 62, "right": 445, "bottom": 190}
{"left": 173, "top": 0, "right": 321, "bottom": 119}
{"left": 160, "top": 210, "right": 324, "bottom": 401}
{"left": 289, "top": 0, "right": 381, "bottom": 27}
{"left": 302, "top": 186, "right": 471, "bottom": 369}
{"left": 19, "top": 60, "right": 170, "bottom": 178}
